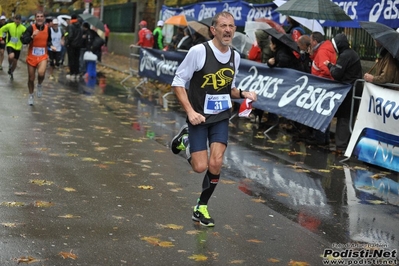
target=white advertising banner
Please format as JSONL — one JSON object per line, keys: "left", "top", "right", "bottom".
{"left": 345, "top": 82, "right": 399, "bottom": 172}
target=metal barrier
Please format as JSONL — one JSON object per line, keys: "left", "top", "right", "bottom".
{"left": 120, "top": 45, "right": 148, "bottom": 96}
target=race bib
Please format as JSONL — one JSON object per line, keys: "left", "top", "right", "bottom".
{"left": 203, "top": 94, "right": 232, "bottom": 114}
{"left": 32, "top": 47, "right": 45, "bottom": 56}
{"left": 10, "top": 37, "right": 18, "bottom": 43}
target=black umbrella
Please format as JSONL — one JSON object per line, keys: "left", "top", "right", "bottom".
{"left": 263, "top": 28, "right": 299, "bottom": 52}
{"left": 275, "top": 0, "right": 352, "bottom": 22}
{"left": 79, "top": 13, "right": 105, "bottom": 32}
{"left": 360, "top": 21, "right": 399, "bottom": 60}
{"left": 199, "top": 17, "right": 213, "bottom": 27}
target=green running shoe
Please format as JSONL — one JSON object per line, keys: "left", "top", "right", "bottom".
{"left": 192, "top": 205, "right": 215, "bottom": 227}
{"left": 170, "top": 125, "right": 189, "bottom": 154}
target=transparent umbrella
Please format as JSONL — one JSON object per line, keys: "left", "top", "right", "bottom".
{"left": 232, "top": 32, "right": 253, "bottom": 56}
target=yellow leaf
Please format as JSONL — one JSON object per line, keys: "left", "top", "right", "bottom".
{"left": 1, "top": 222, "right": 18, "bottom": 228}
{"left": 251, "top": 197, "right": 266, "bottom": 203}
{"left": 1, "top": 201, "right": 25, "bottom": 207}
{"left": 188, "top": 254, "right": 208, "bottom": 261}
{"left": 58, "top": 214, "right": 81, "bottom": 219}
{"left": 288, "top": 260, "right": 310, "bottom": 266}
{"left": 137, "top": 185, "right": 154, "bottom": 190}
{"left": 267, "top": 258, "right": 281, "bottom": 263}
{"left": 82, "top": 157, "right": 99, "bottom": 162}
{"left": 247, "top": 239, "right": 263, "bottom": 243}
{"left": 30, "top": 179, "right": 54, "bottom": 186}
{"left": 59, "top": 251, "right": 78, "bottom": 260}
{"left": 164, "top": 224, "right": 183, "bottom": 230}
{"left": 94, "top": 147, "right": 108, "bottom": 151}
{"left": 141, "top": 160, "right": 152, "bottom": 163}
{"left": 16, "top": 256, "right": 39, "bottom": 264}
{"left": 67, "top": 153, "right": 79, "bottom": 157}
{"left": 63, "top": 187, "right": 76, "bottom": 192}
{"left": 149, "top": 172, "right": 162, "bottom": 176}
{"left": 34, "top": 201, "right": 54, "bottom": 208}
{"left": 123, "top": 173, "right": 137, "bottom": 177}
{"left": 230, "top": 259, "right": 245, "bottom": 264}
{"left": 159, "top": 241, "right": 174, "bottom": 247}
{"left": 141, "top": 236, "right": 161, "bottom": 246}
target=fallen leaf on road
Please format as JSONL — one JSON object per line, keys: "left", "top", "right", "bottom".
{"left": 58, "top": 214, "right": 81, "bottom": 219}
{"left": 63, "top": 187, "right": 76, "bottom": 192}
{"left": 94, "top": 147, "right": 108, "bottom": 151}
{"left": 34, "top": 201, "right": 54, "bottom": 208}
{"left": 1, "top": 201, "right": 25, "bottom": 207}
{"left": 159, "top": 224, "right": 183, "bottom": 230}
{"left": 158, "top": 241, "right": 174, "bottom": 247}
{"left": 288, "top": 260, "right": 310, "bottom": 266}
{"left": 2, "top": 222, "right": 18, "bottom": 228}
{"left": 59, "top": 251, "right": 77, "bottom": 260}
{"left": 141, "top": 236, "right": 174, "bottom": 247}
{"left": 247, "top": 239, "right": 263, "bottom": 243}
{"left": 188, "top": 254, "right": 208, "bottom": 261}
{"left": 81, "top": 157, "right": 99, "bottom": 162}
{"left": 30, "top": 179, "right": 54, "bottom": 186}
{"left": 251, "top": 197, "right": 266, "bottom": 203}
{"left": 149, "top": 172, "right": 162, "bottom": 176}
{"left": 267, "top": 258, "right": 281, "bottom": 263}
{"left": 229, "top": 259, "right": 245, "bottom": 264}
{"left": 15, "top": 256, "right": 39, "bottom": 264}
{"left": 137, "top": 185, "right": 154, "bottom": 190}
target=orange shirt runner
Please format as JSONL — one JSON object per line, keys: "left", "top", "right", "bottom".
{"left": 26, "top": 24, "right": 49, "bottom": 67}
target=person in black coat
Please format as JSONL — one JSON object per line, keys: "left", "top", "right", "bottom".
{"left": 267, "top": 36, "right": 302, "bottom": 71}
{"left": 324, "top": 33, "right": 363, "bottom": 152}
{"left": 266, "top": 36, "right": 302, "bottom": 125}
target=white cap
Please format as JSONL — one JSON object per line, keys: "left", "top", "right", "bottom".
{"left": 157, "top": 20, "right": 164, "bottom": 27}
{"left": 0, "top": 15, "right": 6, "bottom": 20}
{"left": 52, "top": 18, "right": 59, "bottom": 24}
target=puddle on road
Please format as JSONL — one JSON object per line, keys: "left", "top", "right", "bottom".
{"left": 72, "top": 77, "right": 399, "bottom": 248}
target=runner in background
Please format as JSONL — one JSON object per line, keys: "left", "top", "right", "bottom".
{"left": 0, "top": 14, "right": 26, "bottom": 80}
{"left": 21, "top": 11, "right": 55, "bottom": 105}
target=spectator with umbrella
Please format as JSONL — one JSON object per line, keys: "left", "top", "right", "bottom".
{"left": 361, "top": 21, "right": 399, "bottom": 85}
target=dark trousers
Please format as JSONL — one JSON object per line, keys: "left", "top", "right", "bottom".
{"left": 67, "top": 47, "right": 80, "bottom": 75}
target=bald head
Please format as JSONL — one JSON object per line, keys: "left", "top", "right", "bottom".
{"left": 297, "top": 35, "right": 310, "bottom": 52}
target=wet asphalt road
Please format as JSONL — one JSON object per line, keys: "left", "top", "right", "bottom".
{"left": 0, "top": 60, "right": 397, "bottom": 265}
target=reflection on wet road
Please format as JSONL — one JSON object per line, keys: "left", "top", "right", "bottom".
{"left": 82, "top": 78, "right": 399, "bottom": 249}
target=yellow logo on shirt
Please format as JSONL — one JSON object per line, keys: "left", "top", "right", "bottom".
{"left": 201, "top": 68, "right": 234, "bottom": 91}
